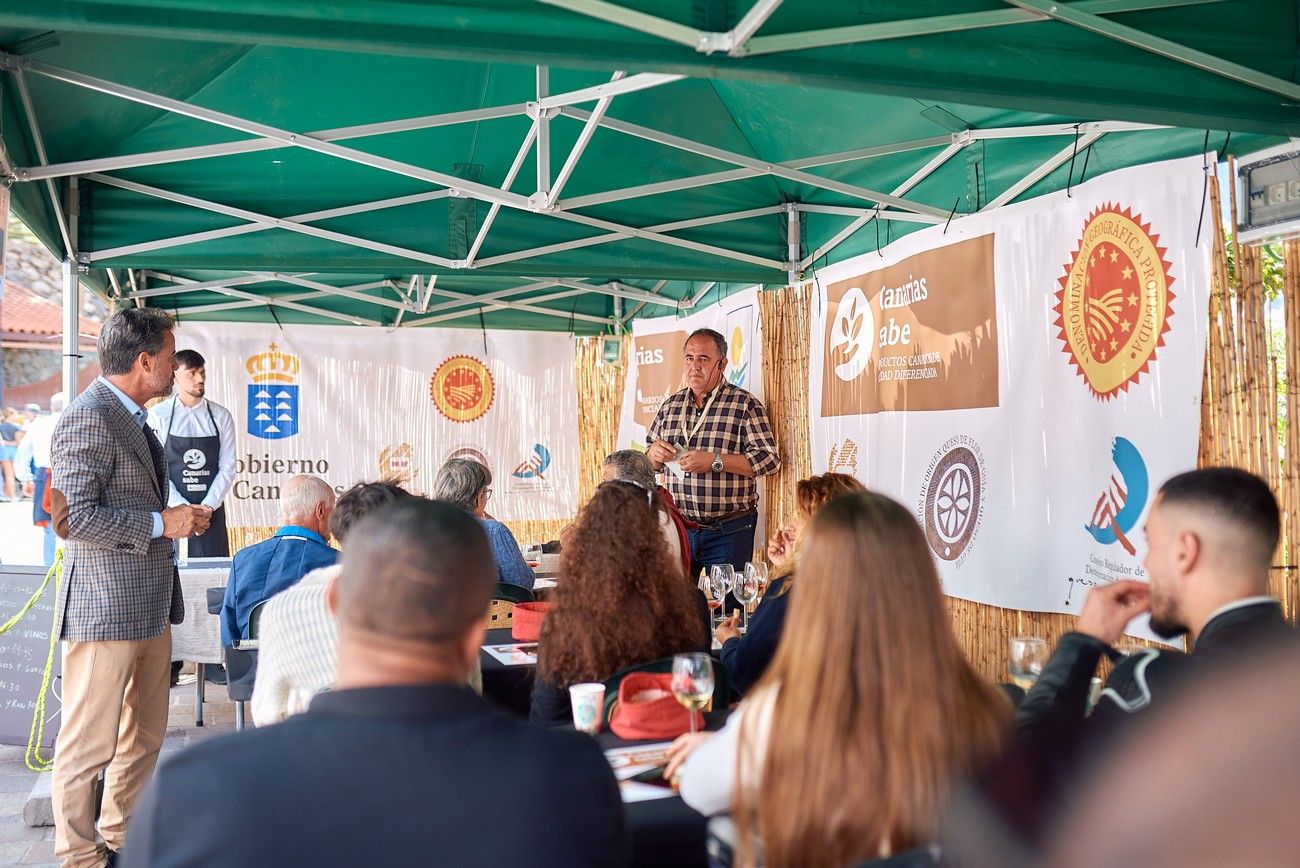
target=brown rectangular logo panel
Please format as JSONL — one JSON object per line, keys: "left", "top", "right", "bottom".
{"left": 820, "top": 234, "right": 999, "bottom": 416}
{"left": 632, "top": 330, "right": 689, "bottom": 427}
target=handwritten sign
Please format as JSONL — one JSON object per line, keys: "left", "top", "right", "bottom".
{"left": 0, "top": 566, "right": 61, "bottom": 748}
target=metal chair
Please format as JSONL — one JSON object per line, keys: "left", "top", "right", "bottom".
{"left": 225, "top": 600, "right": 267, "bottom": 731}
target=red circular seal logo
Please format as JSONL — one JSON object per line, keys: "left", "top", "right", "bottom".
{"left": 1055, "top": 204, "right": 1175, "bottom": 401}
{"left": 429, "top": 356, "right": 494, "bottom": 423}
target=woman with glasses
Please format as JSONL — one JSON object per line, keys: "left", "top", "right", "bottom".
{"left": 432, "top": 458, "right": 535, "bottom": 591}
{"left": 531, "top": 480, "right": 708, "bottom": 726}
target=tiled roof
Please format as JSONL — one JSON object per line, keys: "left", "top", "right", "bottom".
{"left": 1, "top": 280, "right": 100, "bottom": 342}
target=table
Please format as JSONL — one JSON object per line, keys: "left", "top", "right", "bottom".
{"left": 172, "top": 564, "right": 231, "bottom": 726}
{"left": 479, "top": 627, "right": 535, "bottom": 716}
{"left": 597, "top": 728, "right": 719, "bottom": 868}
{"left": 478, "top": 627, "right": 718, "bottom": 866}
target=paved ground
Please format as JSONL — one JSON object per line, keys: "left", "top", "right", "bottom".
{"left": 0, "top": 679, "right": 239, "bottom": 866}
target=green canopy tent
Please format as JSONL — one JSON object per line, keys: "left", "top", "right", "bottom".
{"left": 0, "top": 0, "right": 1294, "bottom": 340}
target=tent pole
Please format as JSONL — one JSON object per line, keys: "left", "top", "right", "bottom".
{"left": 62, "top": 258, "right": 81, "bottom": 400}
{"left": 786, "top": 203, "right": 801, "bottom": 286}
{"left": 536, "top": 67, "right": 551, "bottom": 203}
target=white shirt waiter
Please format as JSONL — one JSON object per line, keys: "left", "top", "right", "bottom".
{"left": 147, "top": 350, "right": 236, "bottom": 558}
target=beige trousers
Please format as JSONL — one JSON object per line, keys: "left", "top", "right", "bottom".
{"left": 52, "top": 627, "right": 171, "bottom": 868}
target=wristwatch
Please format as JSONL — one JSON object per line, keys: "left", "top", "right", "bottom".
{"left": 711, "top": 452, "right": 724, "bottom": 473}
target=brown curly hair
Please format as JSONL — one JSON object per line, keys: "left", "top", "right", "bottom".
{"left": 538, "top": 482, "right": 706, "bottom": 686}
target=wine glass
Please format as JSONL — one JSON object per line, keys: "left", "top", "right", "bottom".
{"left": 707, "top": 565, "right": 728, "bottom": 629}
{"left": 718, "top": 563, "right": 735, "bottom": 615}
{"left": 750, "top": 560, "right": 769, "bottom": 601}
{"left": 670, "top": 653, "right": 715, "bottom": 734}
{"left": 736, "top": 565, "right": 760, "bottom": 632}
{"left": 1008, "top": 636, "right": 1049, "bottom": 692}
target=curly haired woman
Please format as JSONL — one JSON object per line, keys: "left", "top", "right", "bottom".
{"left": 531, "top": 480, "right": 708, "bottom": 726}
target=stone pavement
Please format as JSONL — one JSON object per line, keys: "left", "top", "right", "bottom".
{"left": 0, "top": 679, "right": 239, "bottom": 866}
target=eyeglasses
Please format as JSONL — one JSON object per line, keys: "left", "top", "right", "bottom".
{"left": 483, "top": 488, "right": 493, "bottom": 502}
{"left": 599, "top": 478, "right": 656, "bottom": 511}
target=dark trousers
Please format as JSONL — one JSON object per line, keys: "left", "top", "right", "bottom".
{"left": 688, "top": 511, "right": 758, "bottom": 613}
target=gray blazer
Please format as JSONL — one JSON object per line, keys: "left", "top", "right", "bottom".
{"left": 50, "top": 379, "right": 183, "bottom": 642}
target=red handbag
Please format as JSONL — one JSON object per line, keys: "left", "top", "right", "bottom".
{"left": 609, "top": 672, "right": 704, "bottom": 740}
{"left": 510, "top": 601, "right": 552, "bottom": 641}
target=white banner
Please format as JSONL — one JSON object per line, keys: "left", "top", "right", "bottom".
{"left": 616, "top": 286, "right": 765, "bottom": 452}
{"left": 170, "top": 322, "right": 579, "bottom": 529}
{"left": 810, "top": 155, "right": 1211, "bottom": 623}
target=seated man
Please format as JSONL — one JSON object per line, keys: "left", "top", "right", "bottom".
{"left": 219, "top": 475, "right": 337, "bottom": 647}
{"left": 980, "top": 466, "right": 1294, "bottom": 847}
{"left": 252, "top": 481, "right": 484, "bottom": 726}
{"left": 124, "top": 499, "right": 629, "bottom": 868}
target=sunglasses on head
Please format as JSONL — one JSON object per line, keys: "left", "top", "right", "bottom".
{"left": 599, "top": 477, "right": 656, "bottom": 510}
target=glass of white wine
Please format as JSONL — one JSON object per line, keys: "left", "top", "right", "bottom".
{"left": 1008, "top": 636, "right": 1049, "bottom": 692}
{"left": 670, "top": 653, "right": 715, "bottom": 735}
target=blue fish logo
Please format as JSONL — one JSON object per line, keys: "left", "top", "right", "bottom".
{"left": 511, "top": 444, "right": 551, "bottom": 480}
{"left": 1085, "top": 437, "right": 1148, "bottom": 554}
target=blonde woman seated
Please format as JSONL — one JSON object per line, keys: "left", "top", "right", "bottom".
{"left": 715, "top": 473, "right": 864, "bottom": 695}
{"left": 666, "top": 491, "right": 1012, "bottom": 868}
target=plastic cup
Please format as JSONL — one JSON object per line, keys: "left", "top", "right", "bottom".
{"left": 568, "top": 682, "right": 605, "bottom": 734}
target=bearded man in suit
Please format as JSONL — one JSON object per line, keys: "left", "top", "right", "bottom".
{"left": 49, "top": 307, "right": 211, "bottom": 868}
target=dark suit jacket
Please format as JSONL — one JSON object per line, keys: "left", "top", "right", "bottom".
{"left": 50, "top": 378, "right": 182, "bottom": 641}
{"left": 123, "top": 684, "right": 630, "bottom": 868}
{"left": 718, "top": 577, "right": 790, "bottom": 695}
{"left": 982, "top": 600, "right": 1293, "bottom": 846}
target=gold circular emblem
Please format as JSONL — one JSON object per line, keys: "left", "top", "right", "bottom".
{"left": 429, "top": 356, "right": 494, "bottom": 423}
{"left": 1055, "top": 205, "right": 1175, "bottom": 400}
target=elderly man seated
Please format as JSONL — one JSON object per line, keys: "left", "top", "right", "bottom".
{"left": 219, "top": 475, "right": 337, "bottom": 647}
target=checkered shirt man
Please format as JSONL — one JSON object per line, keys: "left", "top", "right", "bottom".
{"left": 647, "top": 379, "right": 781, "bottom": 523}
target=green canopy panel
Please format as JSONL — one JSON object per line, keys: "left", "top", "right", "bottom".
{"left": 0, "top": 1, "right": 1290, "bottom": 331}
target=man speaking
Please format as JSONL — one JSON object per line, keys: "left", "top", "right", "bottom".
{"left": 149, "top": 349, "right": 236, "bottom": 557}
{"left": 646, "top": 328, "right": 780, "bottom": 579}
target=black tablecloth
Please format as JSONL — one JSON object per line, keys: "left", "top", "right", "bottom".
{"left": 478, "top": 629, "right": 722, "bottom": 866}
{"left": 479, "top": 627, "right": 535, "bottom": 716}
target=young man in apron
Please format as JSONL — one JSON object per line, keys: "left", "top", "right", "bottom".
{"left": 149, "top": 350, "right": 236, "bottom": 683}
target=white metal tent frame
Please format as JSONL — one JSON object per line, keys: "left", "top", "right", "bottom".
{"left": 2, "top": 0, "right": 1287, "bottom": 398}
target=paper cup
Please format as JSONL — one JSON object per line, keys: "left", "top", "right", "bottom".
{"left": 569, "top": 682, "right": 605, "bottom": 734}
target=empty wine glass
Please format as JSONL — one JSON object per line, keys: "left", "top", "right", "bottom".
{"left": 736, "top": 565, "right": 760, "bottom": 632}
{"left": 670, "top": 653, "right": 715, "bottom": 734}
{"left": 751, "top": 560, "right": 769, "bottom": 601}
{"left": 708, "top": 565, "right": 728, "bottom": 629}
{"left": 1008, "top": 636, "right": 1049, "bottom": 692}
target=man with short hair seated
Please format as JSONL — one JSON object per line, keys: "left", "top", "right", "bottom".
{"left": 124, "top": 499, "right": 629, "bottom": 868}
{"left": 981, "top": 466, "right": 1295, "bottom": 846}
{"left": 219, "top": 475, "right": 337, "bottom": 648}
{"left": 251, "top": 481, "right": 485, "bottom": 726}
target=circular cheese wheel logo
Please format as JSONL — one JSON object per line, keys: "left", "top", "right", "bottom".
{"left": 1056, "top": 205, "right": 1175, "bottom": 400}
{"left": 429, "top": 356, "right": 494, "bottom": 423}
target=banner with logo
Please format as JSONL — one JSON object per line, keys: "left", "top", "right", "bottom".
{"left": 810, "top": 155, "right": 1211, "bottom": 622}
{"left": 616, "top": 286, "right": 765, "bottom": 451}
{"left": 170, "top": 322, "right": 578, "bottom": 531}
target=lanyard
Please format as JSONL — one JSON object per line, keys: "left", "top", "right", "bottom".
{"left": 680, "top": 384, "right": 722, "bottom": 447}
{"left": 166, "top": 397, "right": 218, "bottom": 438}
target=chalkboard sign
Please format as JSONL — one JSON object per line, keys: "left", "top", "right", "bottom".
{"left": 0, "top": 565, "right": 61, "bottom": 748}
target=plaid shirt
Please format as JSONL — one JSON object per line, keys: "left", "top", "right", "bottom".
{"left": 647, "top": 381, "right": 781, "bottom": 523}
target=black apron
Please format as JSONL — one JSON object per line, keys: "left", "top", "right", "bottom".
{"left": 165, "top": 398, "right": 229, "bottom": 557}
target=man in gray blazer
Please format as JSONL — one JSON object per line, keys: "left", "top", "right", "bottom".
{"left": 49, "top": 308, "right": 211, "bottom": 868}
